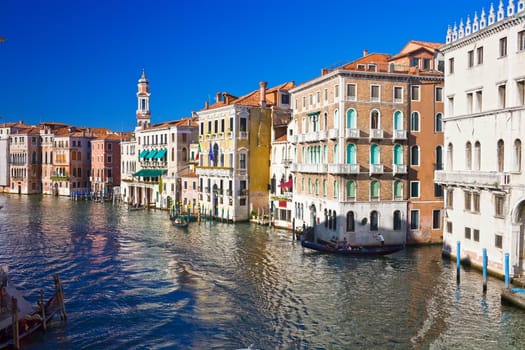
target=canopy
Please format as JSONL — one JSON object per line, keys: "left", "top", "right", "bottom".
{"left": 145, "top": 150, "right": 158, "bottom": 159}
{"left": 133, "top": 169, "right": 166, "bottom": 177}
{"left": 278, "top": 179, "right": 293, "bottom": 188}
{"left": 138, "top": 150, "right": 149, "bottom": 159}
{"left": 154, "top": 149, "right": 167, "bottom": 159}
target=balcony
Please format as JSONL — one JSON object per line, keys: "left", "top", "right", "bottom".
{"left": 239, "top": 131, "right": 248, "bottom": 139}
{"left": 291, "top": 163, "right": 328, "bottom": 173}
{"left": 328, "top": 163, "right": 360, "bottom": 174}
{"left": 393, "top": 129, "right": 407, "bottom": 140}
{"left": 393, "top": 164, "right": 407, "bottom": 174}
{"left": 195, "top": 166, "right": 234, "bottom": 177}
{"left": 328, "top": 128, "right": 339, "bottom": 139}
{"left": 318, "top": 130, "right": 327, "bottom": 141}
{"left": 345, "top": 128, "right": 360, "bottom": 139}
{"left": 369, "top": 128, "right": 383, "bottom": 139}
{"left": 289, "top": 135, "right": 298, "bottom": 144}
{"left": 435, "top": 170, "right": 508, "bottom": 189}
{"left": 369, "top": 163, "right": 384, "bottom": 174}
{"left": 305, "top": 132, "right": 319, "bottom": 142}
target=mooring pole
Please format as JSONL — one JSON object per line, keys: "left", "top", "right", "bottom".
{"left": 456, "top": 241, "right": 461, "bottom": 284}
{"left": 482, "top": 248, "right": 488, "bottom": 293}
{"left": 504, "top": 253, "right": 510, "bottom": 288}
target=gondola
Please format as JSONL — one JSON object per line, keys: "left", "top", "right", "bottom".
{"left": 0, "top": 268, "right": 66, "bottom": 349}
{"left": 300, "top": 231, "right": 403, "bottom": 256}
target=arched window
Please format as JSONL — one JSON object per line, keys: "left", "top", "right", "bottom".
{"left": 514, "top": 139, "right": 522, "bottom": 172}
{"left": 410, "top": 145, "right": 420, "bottom": 166}
{"left": 346, "top": 211, "right": 355, "bottom": 232}
{"left": 393, "top": 111, "right": 403, "bottom": 131}
{"left": 323, "top": 179, "right": 327, "bottom": 197}
{"left": 346, "top": 144, "right": 356, "bottom": 164}
{"left": 466, "top": 142, "right": 472, "bottom": 170}
{"left": 346, "top": 109, "right": 357, "bottom": 129}
{"left": 334, "top": 109, "right": 339, "bottom": 128}
{"left": 393, "top": 210, "right": 402, "bottom": 230}
{"left": 435, "top": 113, "right": 443, "bottom": 132}
{"left": 333, "top": 180, "right": 339, "bottom": 199}
{"left": 394, "top": 180, "right": 403, "bottom": 200}
{"left": 315, "top": 179, "right": 319, "bottom": 196}
{"left": 334, "top": 144, "right": 338, "bottom": 163}
{"left": 393, "top": 144, "right": 403, "bottom": 165}
{"left": 410, "top": 111, "right": 420, "bottom": 131}
{"left": 370, "top": 144, "right": 380, "bottom": 164}
{"left": 497, "top": 139, "right": 504, "bottom": 172}
{"left": 370, "top": 180, "right": 379, "bottom": 200}
{"left": 436, "top": 146, "right": 443, "bottom": 170}
{"left": 371, "top": 110, "right": 380, "bottom": 129}
{"left": 323, "top": 145, "right": 328, "bottom": 163}
{"left": 474, "top": 142, "right": 481, "bottom": 170}
{"left": 324, "top": 113, "right": 328, "bottom": 130}
{"left": 370, "top": 210, "right": 378, "bottom": 231}
{"left": 346, "top": 180, "right": 356, "bottom": 200}
{"left": 447, "top": 143, "right": 453, "bottom": 170}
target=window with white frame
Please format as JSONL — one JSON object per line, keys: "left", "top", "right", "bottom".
{"left": 498, "top": 84, "right": 506, "bottom": 109}
{"left": 370, "top": 85, "right": 380, "bottom": 102}
{"left": 393, "top": 86, "right": 403, "bottom": 103}
{"left": 346, "top": 83, "right": 356, "bottom": 101}
{"left": 410, "top": 210, "right": 419, "bottom": 230}
{"left": 410, "top": 112, "right": 420, "bottom": 131}
{"left": 519, "top": 30, "right": 525, "bottom": 51}
{"left": 410, "top": 181, "right": 420, "bottom": 198}
{"left": 411, "top": 85, "right": 420, "bottom": 101}
{"left": 499, "top": 37, "right": 507, "bottom": 57}
{"left": 435, "top": 113, "right": 443, "bottom": 132}
{"left": 435, "top": 87, "right": 443, "bottom": 102}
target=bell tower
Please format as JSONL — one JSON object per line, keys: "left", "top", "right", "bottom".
{"left": 136, "top": 68, "right": 151, "bottom": 130}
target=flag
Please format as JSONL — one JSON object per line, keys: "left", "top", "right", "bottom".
{"left": 209, "top": 143, "right": 215, "bottom": 164}
{"left": 195, "top": 143, "right": 201, "bottom": 160}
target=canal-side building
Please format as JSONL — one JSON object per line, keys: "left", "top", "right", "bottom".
{"left": 0, "top": 122, "right": 30, "bottom": 193}
{"left": 120, "top": 70, "right": 199, "bottom": 209}
{"left": 91, "top": 133, "right": 122, "bottom": 198}
{"left": 196, "top": 81, "right": 294, "bottom": 222}
{"left": 8, "top": 126, "right": 42, "bottom": 194}
{"left": 290, "top": 41, "right": 443, "bottom": 247}
{"left": 436, "top": 1, "right": 525, "bottom": 276}
{"left": 50, "top": 127, "right": 94, "bottom": 196}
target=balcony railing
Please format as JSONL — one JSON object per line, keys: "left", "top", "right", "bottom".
{"left": 435, "top": 170, "right": 508, "bottom": 188}
{"left": 345, "top": 128, "right": 360, "bottom": 139}
{"left": 289, "top": 135, "right": 298, "bottom": 144}
{"left": 393, "top": 164, "right": 407, "bottom": 174}
{"left": 291, "top": 163, "right": 328, "bottom": 173}
{"left": 393, "top": 129, "right": 407, "bottom": 140}
{"left": 327, "top": 163, "right": 360, "bottom": 174}
{"left": 328, "top": 128, "right": 339, "bottom": 139}
{"left": 369, "top": 163, "right": 384, "bottom": 174}
{"left": 305, "top": 132, "right": 319, "bottom": 142}
{"left": 195, "top": 166, "right": 234, "bottom": 177}
{"left": 369, "top": 128, "right": 383, "bottom": 139}
{"left": 318, "top": 130, "right": 327, "bottom": 141}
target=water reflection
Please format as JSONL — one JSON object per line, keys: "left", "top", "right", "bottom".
{"left": 0, "top": 195, "right": 524, "bottom": 349}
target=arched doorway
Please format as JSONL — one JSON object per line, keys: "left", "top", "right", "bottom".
{"left": 309, "top": 204, "right": 317, "bottom": 228}
{"left": 513, "top": 200, "right": 525, "bottom": 276}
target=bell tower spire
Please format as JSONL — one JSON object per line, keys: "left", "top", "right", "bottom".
{"left": 136, "top": 68, "right": 151, "bottom": 131}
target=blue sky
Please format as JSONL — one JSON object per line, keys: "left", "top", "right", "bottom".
{"left": 1, "top": 0, "right": 486, "bottom": 132}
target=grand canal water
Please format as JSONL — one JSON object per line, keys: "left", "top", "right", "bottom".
{"left": 1, "top": 195, "right": 524, "bottom": 349}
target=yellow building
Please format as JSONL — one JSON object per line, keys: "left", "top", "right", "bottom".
{"left": 196, "top": 81, "right": 294, "bottom": 222}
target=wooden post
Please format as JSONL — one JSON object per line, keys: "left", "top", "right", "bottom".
{"left": 54, "top": 275, "right": 67, "bottom": 321}
{"left": 39, "top": 289, "right": 47, "bottom": 331}
{"left": 12, "top": 297, "right": 19, "bottom": 350}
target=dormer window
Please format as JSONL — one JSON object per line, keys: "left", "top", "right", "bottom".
{"left": 281, "top": 92, "right": 290, "bottom": 105}
{"left": 368, "top": 64, "right": 377, "bottom": 72}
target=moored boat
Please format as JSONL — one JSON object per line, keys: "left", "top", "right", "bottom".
{"left": 172, "top": 216, "right": 189, "bottom": 228}
{"left": 0, "top": 267, "right": 67, "bottom": 349}
{"left": 300, "top": 238, "right": 404, "bottom": 256}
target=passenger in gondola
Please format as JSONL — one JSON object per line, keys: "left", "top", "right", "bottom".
{"left": 376, "top": 233, "right": 385, "bottom": 246}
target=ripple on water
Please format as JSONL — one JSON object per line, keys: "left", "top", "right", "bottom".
{"left": 1, "top": 196, "right": 525, "bottom": 349}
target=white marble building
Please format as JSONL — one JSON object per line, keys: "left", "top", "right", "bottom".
{"left": 436, "top": 0, "right": 525, "bottom": 276}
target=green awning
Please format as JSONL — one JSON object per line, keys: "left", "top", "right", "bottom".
{"left": 307, "top": 111, "right": 320, "bottom": 116}
{"left": 133, "top": 169, "right": 166, "bottom": 177}
{"left": 145, "top": 150, "right": 158, "bottom": 159}
{"left": 138, "top": 150, "right": 149, "bottom": 159}
{"left": 154, "top": 149, "right": 167, "bottom": 159}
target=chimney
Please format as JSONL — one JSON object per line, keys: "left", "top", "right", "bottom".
{"left": 363, "top": 49, "right": 368, "bottom": 57}
{"left": 216, "top": 92, "right": 222, "bottom": 103}
{"left": 259, "top": 81, "right": 267, "bottom": 107}
{"left": 205, "top": 101, "right": 209, "bottom": 109}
